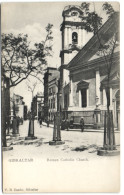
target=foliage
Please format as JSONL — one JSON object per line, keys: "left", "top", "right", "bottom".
{"left": 2, "top": 23, "right": 53, "bottom": 88}
{"left": 102, "top": 2, "right": 115, "bottom": 18}
{"left": 81, "top": 2, "right": 119, "bottom": 112}
{"left": 81, "top": 2, "right": 102, "bottom": 34}
{"left": 81, "top": 2, "right": 115, "bottom": 34}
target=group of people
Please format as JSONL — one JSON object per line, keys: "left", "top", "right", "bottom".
{"left": 62, "top": 117, "right": 85, "bottom": 132}
{"left": 38, "top": 116, "right": 85, "bottom": 131}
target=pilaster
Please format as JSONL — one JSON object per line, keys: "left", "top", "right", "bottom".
{"left": 79, "top": 90, "right": 81, "bottom": 107}
{"left": 69, "top": 77, "right": 73, "bottom": 106}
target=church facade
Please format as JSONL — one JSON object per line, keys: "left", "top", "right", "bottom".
{"left": 58, "top": 5, "right": 120, "bottom": 129}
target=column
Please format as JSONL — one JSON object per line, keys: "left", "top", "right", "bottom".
{"left": 78, "top": 28, "right": 82, "bottom": 47}
{"left": 79, "top": 90, "right": 82, "bottom": 107}
{"left": 37, "top": 101, "right": 39, "bottom": 118}
{"left": 69, "top": 78, "right": 73, "bottom": 107}
{"left": 94, "top": 69, "right": 101, "bottom": 129}
{"left": 64, "top": 27, "right": 68, "bottom": 49}
{"left": 110, "top": 88, "right": 113, "bottom": 107}
{"left": 81, "top": 29, "right": 85, "bottom": 47}
{"left": 117, "top": 106, "right": 120, "bottom": 131}
{"left": 68, "top": 27, "right": 72, "bottom": 45}
{"left": 87, "top": 89, "right": 89, "bottom": 107}
{"left": 103, "top": 88, "right": 107, "bottom": 106}
{"left": 113, "top": 99, "right": 117, "bottom": 127}
{"left": 95, "top": 70, "right": 100, "bottom": 106}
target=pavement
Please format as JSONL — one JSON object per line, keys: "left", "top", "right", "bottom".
{"left": 42, "top": 121, "right": 120, "bottom": 133}
{"left": 2, "top": 120, "right": 120, "bottom": 193}
{"left": 3, "top": 120, "right": 120, "bottom": 161}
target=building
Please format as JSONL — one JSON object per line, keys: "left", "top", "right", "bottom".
{"left": 44, "top": 67, "right": 60, "bottom": 122}
{"left": 10, "top": 94, "right": 25, "bottom": 121}
{"left": 59, "top": 8, "right": 120, "bottom": 129}
{"left": 59, "top": 5, "right": 92, "bottom": 110}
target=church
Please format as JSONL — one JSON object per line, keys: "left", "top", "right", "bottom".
{"left": 58, "top": 5, "right": 120, "bottom": 129}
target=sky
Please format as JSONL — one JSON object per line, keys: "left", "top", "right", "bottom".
{"left": 1, "top": 1, "right": 120, "bottom": 109}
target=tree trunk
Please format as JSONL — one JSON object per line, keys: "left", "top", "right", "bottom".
{"left": 105, "top": 87, "right": 110, "bottom": 113}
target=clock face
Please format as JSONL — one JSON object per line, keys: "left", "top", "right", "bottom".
{"left": 71, "top": 11, "right": 78, "bottom": 17}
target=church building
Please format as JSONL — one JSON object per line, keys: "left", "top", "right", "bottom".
{"left": 58, "top": 5, "right": 120, "bottom": 129}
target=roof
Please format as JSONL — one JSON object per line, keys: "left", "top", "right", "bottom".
{"left": 67, "top": 12, "right": 119, "bottom": 70}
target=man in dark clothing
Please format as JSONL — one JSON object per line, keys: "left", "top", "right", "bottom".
{"left": 80, "top": 117, "right": 84, "bottom": 132}
{"left": 17, "top": 116, "right": 20, "bottom": 133}
{"left": 39, "top": 118, "right": 42, "bottom": 128}
{"left": 66, "top": 119, "right": 69, "bottom": 131}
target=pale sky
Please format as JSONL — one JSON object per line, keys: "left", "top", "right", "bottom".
{"left": 1, "top": 1, "right": 120, "bottom": 109}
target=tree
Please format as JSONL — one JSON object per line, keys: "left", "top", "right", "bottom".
{"left": 81, "top": 2, "right": 119, "bottom": 110}
{"left": 81, "top": 2, "right": 103, "bottom": 34}
{"left": 2, "top": 23, "right": 53, "bottom": 88}
{"left": 81, "top": 2, "right": 117, "bottom": 34}
{"left": 81, "top": 2, "right": 119, "bottom": 152}
{"left": 1, "top": 23, "right": 53, "bottom": 148}
{"left": 27, "top": 79, "right": 38, "bottom": 100}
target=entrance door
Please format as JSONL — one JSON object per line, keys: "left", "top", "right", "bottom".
{"left": 81, "top": 88, "right": 87, "bottom": 107}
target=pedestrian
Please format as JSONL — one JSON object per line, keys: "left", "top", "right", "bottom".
{"left": 39, "top": 118, "right": 42, "bottom": 128}
{"left": 80, "top": 117, "right": 84, "bottom": 132}
{"left": 17, "top": 116, "right": 20, "bottom": 134}
{"left": 12, "top": 116, "right": 18, "bottom": 134}
{"left": 66, "top": 119, "right": 69, "bottom": 131}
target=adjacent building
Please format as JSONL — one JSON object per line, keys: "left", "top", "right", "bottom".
{"left": 43, "top": 67, "right": 60, "bottom": 122}
{"left": 10, "top": 94, "right": 25, "bottom": 120}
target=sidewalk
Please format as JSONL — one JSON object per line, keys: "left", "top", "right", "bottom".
{"left": 42, "top": 121, "right": 120, "bottom": 133}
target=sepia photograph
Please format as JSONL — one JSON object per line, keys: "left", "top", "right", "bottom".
{"left": 1, "top": 1, "right": 120, "bottom": 193}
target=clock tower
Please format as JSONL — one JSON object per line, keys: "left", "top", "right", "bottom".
{"left": 59, "top": 5, "right": 86, "bottom": 109}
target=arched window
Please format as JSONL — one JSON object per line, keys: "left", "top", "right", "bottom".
{"left": 72, "top": 32, "right": 78, "bottom": 44}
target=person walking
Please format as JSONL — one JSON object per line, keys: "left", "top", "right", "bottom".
{"left": 39, "top": 118, "right": 42, "bottom": 128}
{"left": 17, "top": 116, "right": 20, "bottom": 134}
{"left": 80, "top": 117, "right": 84, "bottom": 132}
{"left": 66, "top": 118, "right": 69, "bottom": 131}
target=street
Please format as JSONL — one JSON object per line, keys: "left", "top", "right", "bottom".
{"left": 3, "top": 120, "right": 120, "bottom": 161}
{"left": 2, "top": 120, "right": 120, "bottom": 193}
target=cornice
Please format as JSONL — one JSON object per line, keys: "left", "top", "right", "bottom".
{"left": 60, "top": 21, "right": 85, "bottom": 31}
{"left": 69, "top": 52, "right": 119, "bottom": 74}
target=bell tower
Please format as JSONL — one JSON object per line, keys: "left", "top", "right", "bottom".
{"left": 59, "top": 5, "right": 86, "bottom": 109}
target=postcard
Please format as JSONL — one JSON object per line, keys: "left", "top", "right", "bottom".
{"left": 1, "top": 1, "right": 120, "bottom": 193}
